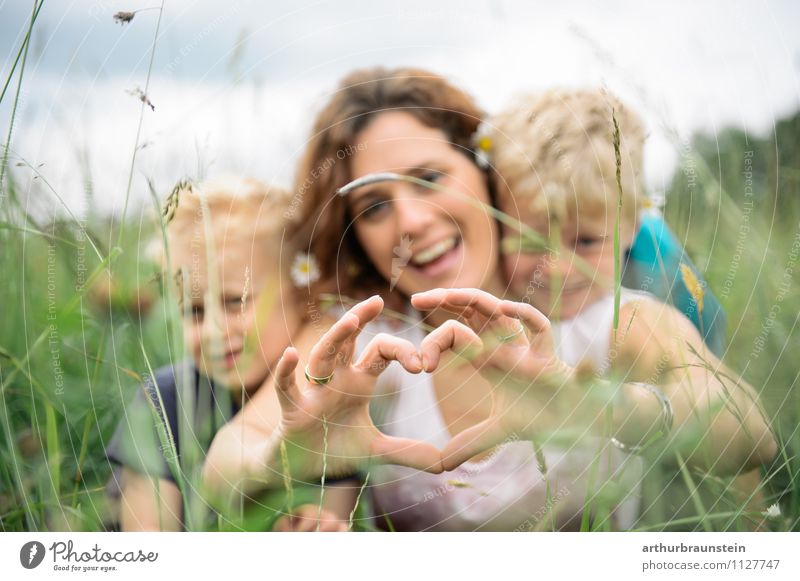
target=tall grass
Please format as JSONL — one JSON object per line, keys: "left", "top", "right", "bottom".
{"left": 2, "top": 131, "right": 797, "bottom": 531}
{"left": 659, "top": 117, "right": 800, "bottom": 531}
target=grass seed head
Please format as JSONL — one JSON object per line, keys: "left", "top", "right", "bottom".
{"left": 113, "top": 11, "right": 136, "bottom": 25}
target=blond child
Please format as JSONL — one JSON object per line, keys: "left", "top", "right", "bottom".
{"left": 427, "top": 88, "right": 775, "bottom": 527}
{"left": 106, "top": 176, "right": 351, "bottom": 531}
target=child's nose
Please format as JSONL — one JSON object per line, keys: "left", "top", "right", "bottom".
{"left": 537, "top": 251, "right": 573, "bottom": 280}
{"left": 201, "top": 301, "right": 226, "bottom": 346}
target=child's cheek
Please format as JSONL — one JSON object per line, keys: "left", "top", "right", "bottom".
{"left": 593, "top": 248, "right": 619, "bottom": 281}
{"left": 239, "top": 304, "right": 261, "bottom": 345}
{"left": 503, "top": 254, "right": 535, "bottom": 298}
{"left": 183, "top": 320, "right": 204, "bottom": 364}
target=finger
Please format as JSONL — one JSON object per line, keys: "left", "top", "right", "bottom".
{"left": 335, "top": 295, "right": 386, "bottom": 364}
{"left": 316, "top": 514, "right": 347, "bottom": 532}
{"left": 274, "top": 347, "right": 301, "bottom": 412}
{"left": 498, "top": 300, "right": 551, "bottom": 335}
{"left": 433, "top": 290, "right": 530, "bottom": 345}
{"left": 440, "top": 417, "right": 510, "bottom": 471}
{"left": 284, "top": 504, "right": 346, "bottom": 532}
{"left": 307, "top": 296, "right": 385, "bottom": 376}
{"left": 355, "top": 334, "right": 422, "bottom": 376}
{"left": 274, "top": 509, "right": 308, "bottom": 532}
{"left": 409, "top": 287, "right": 449, "bottom": 310}
{"left": 273, "top": 514, "right": 292, "bottom": 532}
{"left": 296, "top": 515, "right": 319, "bottom": 532}
{"left": 347, "top": 294, "right": 384, "bottom": 326}
{"left": 306, "top": 313, "right": 360, "bottom": 379}
{"left": 278, "top": 505, "right": 318, "bottom": 532}
{"left": 413, "top": 288, "right": 521, "bottom": 339}
{"left": 370, "top": 435, "right": 443, "bottom": 474}
{"left": 291, "top": 504, "right": 317, "bottom": 519}
{"left": 412, "top": 287, "right": 503, "bottom": 318}
{"left": 411, "top": 288, "right": 487, "bottom": 326}
{"left": 316, "top": 520, "right": 343, "bottom": 532}
{"left": 419, "top": 319, "right": 483, "bottom": 372}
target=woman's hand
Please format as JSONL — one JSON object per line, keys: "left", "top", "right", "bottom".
{"left": 412, "top": 288, "right": 587, "bottom": 469}
{"left": 273, "top": 295, "right": 444, "bottom": 480}
{"left": 273, "top": 504, "right": 347, "bottom": 532}
{"left": 413, "top": 287, "right": 573, "bottom": 382}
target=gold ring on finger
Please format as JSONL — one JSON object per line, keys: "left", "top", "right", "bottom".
{"left": 304, "top": 365, "right": 335, "bottom": 385}
{"left": 497, "top": 323, "right": 525, "bottom": 343}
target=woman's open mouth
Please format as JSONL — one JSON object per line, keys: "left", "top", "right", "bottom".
{"left": 409, "top": 236, "right": 462, "bottom": 278}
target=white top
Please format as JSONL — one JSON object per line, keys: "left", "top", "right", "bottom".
{"left": 353, "top": 289, "right": 650, "bottom": 531}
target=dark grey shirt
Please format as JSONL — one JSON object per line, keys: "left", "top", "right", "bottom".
{"left": 106, "top": 360, "right": 237, "bottom": 483}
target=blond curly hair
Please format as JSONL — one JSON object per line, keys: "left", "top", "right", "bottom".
{"left": 152, "top": 176, "right": 292, "bottom": 268}
{"left": 488, "top": 88, "right": 646, "bottom": 226}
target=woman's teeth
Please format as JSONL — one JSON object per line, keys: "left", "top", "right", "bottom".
{"left": 411, "top": 237, "right": 457, "bottom": 266}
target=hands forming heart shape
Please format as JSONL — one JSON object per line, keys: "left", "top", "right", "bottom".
{"left": 273, "top": 289, "right": 581, "bottom": 480}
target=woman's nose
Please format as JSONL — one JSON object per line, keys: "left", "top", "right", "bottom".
{"left": 393, "top": 195, "right": 436, "bottom": 238}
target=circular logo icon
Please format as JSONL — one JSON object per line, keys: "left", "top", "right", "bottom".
{"left": 20, "top": 541, "right": 46, "bottom": 569}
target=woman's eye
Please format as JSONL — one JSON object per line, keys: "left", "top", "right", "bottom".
{"left": 359, "top": 199, "right": 390, "bottom": 220}
{"left": 416, "top": 171, "right": 444, "bottom": 189}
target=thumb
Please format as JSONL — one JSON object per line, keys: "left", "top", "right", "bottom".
{"left": 440, "top": 417, "right": 511, "bottom": 471}
{"left": 370, "top": 434, "right": 444, "bottom": 474}
{"left": 274, "top": 347, "right": 301, "bottom": 413}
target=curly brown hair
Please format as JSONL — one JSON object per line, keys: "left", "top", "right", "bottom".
{"left": 288, "top": 67, "right": 490, "bottom": 303}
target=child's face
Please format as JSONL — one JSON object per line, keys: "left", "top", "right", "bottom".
{"left": 173, "top": 236, "right": 298, "bottom": 394}
{"left": 502, "top": 201, "right": 635, "bottom": 320}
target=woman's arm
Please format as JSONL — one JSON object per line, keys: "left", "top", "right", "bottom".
{"left": 119, "top": 468, "right": 183, "bottom": 531}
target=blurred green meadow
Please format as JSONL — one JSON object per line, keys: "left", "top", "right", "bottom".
{"left": 1, "top": 4, "right": 798, "bottom": 533}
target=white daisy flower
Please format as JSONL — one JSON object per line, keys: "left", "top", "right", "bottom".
{"left": 471, "top": 120, "right": 493, "bottom": 169}
{"left": 642, "top": 191, "right": 666, "bottom": 214}
{"left": 291, "top": 252, "right": 320, "bottom": 287}
{"left": 763, "top": 503, "right": 781, "bottom": 519}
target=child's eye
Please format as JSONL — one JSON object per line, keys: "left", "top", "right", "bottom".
{"left": 187, "top": 305, "right": 204, "bottom": 321}
{"left": 575, "top": 236, "right": 604, "bottom": 248}
{"left": 224, "top": 297, "right": 243, "bottom": 311}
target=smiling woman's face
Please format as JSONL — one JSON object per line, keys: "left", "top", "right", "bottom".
{"left": 346, "top": 112, "right": 501, "bottom": 298}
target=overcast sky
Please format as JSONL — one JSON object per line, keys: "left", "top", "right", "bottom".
{"left": 1, "top": 0, "right": 799, "bottom": 216}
